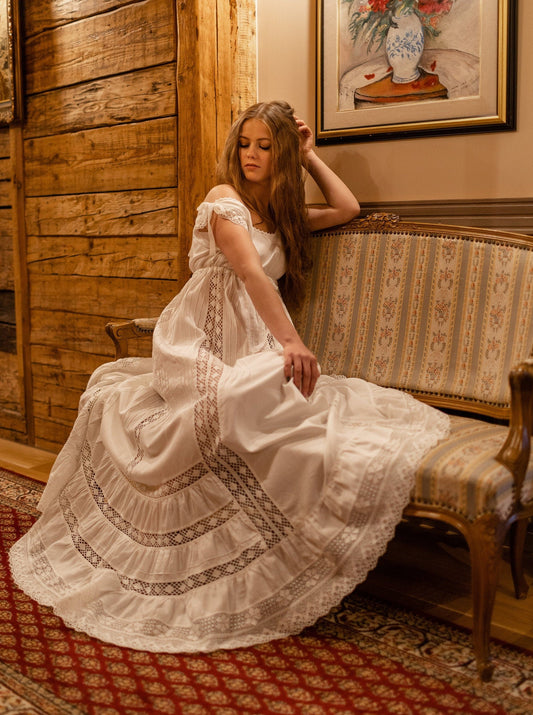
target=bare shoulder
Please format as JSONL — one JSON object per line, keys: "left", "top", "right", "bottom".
{"left": 204, "top": 184, "right": 243, "bottom": 203}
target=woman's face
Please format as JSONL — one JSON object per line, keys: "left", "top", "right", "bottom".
{"left": 238, "top": 119, "right": 273, "bottom": 187}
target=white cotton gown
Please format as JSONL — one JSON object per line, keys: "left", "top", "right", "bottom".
{"left": 9, "top": 198, "right": 449, "bottom": 653}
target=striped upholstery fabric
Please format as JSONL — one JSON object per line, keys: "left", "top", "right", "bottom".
{"left": 293, "top": 221, "right": 533, "bottom": 521}
{"left": 295, "top": 224, "right": 533, "bottom": 413}
{"left": 413, "top": 415, "right": 523, "bottom": 521}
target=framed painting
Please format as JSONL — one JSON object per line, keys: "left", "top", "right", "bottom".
{"left": 316, "top": 0, "right": 517, "bottom": 144}
{"left": 0, "top": 0, "right": 22, "bottom": 124}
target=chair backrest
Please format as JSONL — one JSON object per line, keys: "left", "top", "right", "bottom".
{"left": 293, "top": 214, "right": 533, "bottom": 418}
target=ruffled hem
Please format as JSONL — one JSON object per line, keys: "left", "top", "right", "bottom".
{"left": 9, "top": 389, "right": 449, "bottom": 654}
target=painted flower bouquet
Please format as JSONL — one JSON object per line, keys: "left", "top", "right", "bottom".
{"left": 343, "top": 0, "right": 454, "bottom": 52}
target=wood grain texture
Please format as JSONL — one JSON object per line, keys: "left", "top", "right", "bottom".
{"left": 25, "top": 65, "right": 176, "bottom": 138}
{"left": 0, "top": 410, "right": 26, "bottom": 442}
{"left": 25, "top": 189, "right": 177, "bottom": 237}
{"left": 34, "top": 417, "right": 73, "bottom": 451}
{"left": 230, "top": 0, "right": 257, "bottom": 116}
{"left": 0, "top": 158, "right": 10, "bottom": 182}
{"left": 27, "top": 235, "right": 178, "bottom": 280}
{"left": 176, "top": 0, "right": 234, "bottom": 289}
{"left": 26, "top": 0, "right": 175, "bottom": 94}
{"left": 0, "top": 182, "right": 10, "bottom": 207}
{"left": 362, "top": 198, "right": 533, "bottom": 235}
{"left": 0, "top": 354, "right": 20, "bottom": 410}
{"left": 31, "top": 344, "right": 111, "bottom": 389}
{"left": 0, "top": 130, "right": 9, "bottom": 158}
{"left": 25, "top": 0, "right": 137, "bottom": 35}
{"left": 10, "top": 126, "right": 32, "bottom": 442}
{"left": 24, "top": 117, "right": 177, "bottom": 196}
{"left": 29, "top": 274, "right": 176, "bottom": 318}
{"left": 0, "top": 205, "right": 13, "bottom": 290}
{"left": 3, "top": 0, "right": 260, "bottom": 448}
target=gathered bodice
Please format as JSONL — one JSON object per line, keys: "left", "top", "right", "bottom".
{"left": 188, "top": 198, "right": 287, "bottom": 281}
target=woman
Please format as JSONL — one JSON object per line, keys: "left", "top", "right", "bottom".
{"left": 10, "top": 101, "right": 448, "bottom": 652}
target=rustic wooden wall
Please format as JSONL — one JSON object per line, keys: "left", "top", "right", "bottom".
{"left": 22, "top": 0, "right": 180, "bottom": 451}
{"left": 0, "top": 0, "right": 258, "bottom": 453}
{"left": 0, "top": 125, "right": 23, "bottom": 441}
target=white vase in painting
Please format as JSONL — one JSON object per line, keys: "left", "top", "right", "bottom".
{"left": 385, "top": 8, "right": 425, "bottom": 83}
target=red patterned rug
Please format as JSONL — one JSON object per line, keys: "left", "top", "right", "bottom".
{"left": 1, "top": 467, "right": 532, "bottom": 715}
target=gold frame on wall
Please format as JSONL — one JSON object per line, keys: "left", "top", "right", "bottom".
{"left": 0, "top": 0, "right": 22, "bottom": 124}
{"left": 316, "top": 0, "right": 517, "bottom": 144}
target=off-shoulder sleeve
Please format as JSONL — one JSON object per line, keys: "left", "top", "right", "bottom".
{"left": 195, "top": 197, "right": 252, "bottom": 256}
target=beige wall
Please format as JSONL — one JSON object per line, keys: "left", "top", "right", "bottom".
{"left": 257, "top": 0, "right": 532, "bottom": 204}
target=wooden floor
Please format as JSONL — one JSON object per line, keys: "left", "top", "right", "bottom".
{"left": 1, "top": 438, "right": 532, "bottom": 653}
{"left": 0, "top": 437, "right": 56, "bottom": 483}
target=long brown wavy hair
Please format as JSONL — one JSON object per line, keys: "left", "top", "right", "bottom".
{"left": 216, "top": 101, "right": 310, "bottom": 308}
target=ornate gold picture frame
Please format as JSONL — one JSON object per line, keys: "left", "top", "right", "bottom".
{"left": 0, "top": 0, "right": 22, "bottom": 124}
{"left": 317, "top": 0, "right": 517, "bottom": 144}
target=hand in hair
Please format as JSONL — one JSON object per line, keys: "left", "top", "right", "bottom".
{"left": 295, "top": 117, "right": 314, "bottom": 165}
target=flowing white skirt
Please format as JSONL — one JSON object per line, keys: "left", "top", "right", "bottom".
{"left": 10, "top": 350, "right": 448, "bottom": 653}
{"left": 10, "top": 264, "right": 449, "bottom": 652}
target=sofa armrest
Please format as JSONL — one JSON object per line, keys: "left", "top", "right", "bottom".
{"left": 496, "top": 359, "right": 533, "bottom": 506}
{"left": 105, "top": 318, "right": 158, "bottom": 359}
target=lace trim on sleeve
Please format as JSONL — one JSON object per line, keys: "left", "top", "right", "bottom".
{"left": 212, "top": 199, "right": 250, "bottom": 229}
{"left": 196, "top": 198, "right": 250, "bottom": 231}
{"left": 196, "top": 198, "right": 252, "bottom": 256}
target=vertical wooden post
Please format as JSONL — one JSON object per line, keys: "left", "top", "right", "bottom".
{"left": 10, "top": 125, "right": 34, "bottom": 444}
{"left": 229, "top": 0, "right": 258, "bottom": 118}
{"left": 175, "top": 0, "right": 257, "bottom": 288}
{"left": 176, "top": 0, "right": 231, "bottom": 287}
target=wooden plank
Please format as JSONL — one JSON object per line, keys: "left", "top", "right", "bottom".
{"left": 25, "top": 189, "right": 177, "bottom": 237}
{"left": 0, "top": 158, "right": 10, "bottom": 182}
{"left": 29, "top": 275, "right": 175, "bottom": 318}
{"left": 10, "top": 126, "right": 32, "bottom": 444}
{"left": 33, "top": 380, "right": 82, "bottom": 416}
{"left": 30, "top": 309, "right": 135, "bottom": 356}
{"left": 31, "top": 345, "right": 110, "bottom": 390}
{"left": 24, "top": 117, "right": 177, "bottom": 196}
{"left": 176, "top": 0, "right": 232, "bottom": 289}
{"left": 26, "top": 0, "right": 137, "bottom": 35}
{"left": 0, "top": 130, "right": 9, "bottom": 158}
{"left": 31, "top": 315, "right": 153, "bottom": 360}
{"left": 26, "top": 236, "right": 178, "bottom": 280}
{"left": 0, "top": 353, "right": 21, "bottom": 411}
{"left": 34, "top": 417, "right": 72, "bottom": 451}
{"left": 0, "top": 243, "right": 13, "bottom": 290}
{"left": 25, "top": 65, "right": 176, "bottom": 139}
{"left": 0, "top": 411, "right": 27, "bottom": 442}
{"left": 0, "top": 437, "right": 56, "bottom": 482}
{"left": 26, "top": 0, "right": 176, "bottom": 94}
{"left": 0, "top": 181, "right": 10, "bottom": 207}
{"left": 0, "top": 207, "right": 12, "bottom": 235}
{"left": 230, "top": 0, "right": 257, "bottom": 117}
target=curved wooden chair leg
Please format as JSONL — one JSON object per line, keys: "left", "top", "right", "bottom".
{"left": 468, "top": 515, "right": 507, "bottom": 682}
{"left": 510, "top": 518, "right": 529, "bottom": 599}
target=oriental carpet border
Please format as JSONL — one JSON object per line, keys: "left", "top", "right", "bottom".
{"left": 0, "top": 466, "right": 532, "bottom": 715}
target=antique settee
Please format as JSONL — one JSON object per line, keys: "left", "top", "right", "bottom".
{"left": 106, "top": 213, "right": 533, "bottom": 681}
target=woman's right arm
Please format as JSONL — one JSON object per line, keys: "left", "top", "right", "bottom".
{"left": 212, "top": 211, "right": 320, "bottom": 398}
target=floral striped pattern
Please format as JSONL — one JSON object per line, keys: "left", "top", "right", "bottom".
{"left": 295, "top": 226, "right": 533, "bottom": 413}
{"left": 294, "top": 222, "right": 533, "bottom": 520}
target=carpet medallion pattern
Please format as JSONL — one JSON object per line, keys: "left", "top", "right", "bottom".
{"left": 0, "top": 467, "right": 532, "bottom": 714}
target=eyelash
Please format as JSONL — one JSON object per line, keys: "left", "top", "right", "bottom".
{"left": 239, "top": 143, "right": 270, "bottom": 151}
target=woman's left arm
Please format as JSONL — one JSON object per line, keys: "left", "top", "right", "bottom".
{"left": 297, "top": 119, "right": 360, "bottom": 232}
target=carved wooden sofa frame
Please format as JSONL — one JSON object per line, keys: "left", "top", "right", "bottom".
{"left": 106, "top": 213, "right": 533, "bottom": 681}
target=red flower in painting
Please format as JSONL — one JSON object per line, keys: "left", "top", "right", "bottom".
{"left": 345, "top": 0, "right": 455, "bottom": 52}
{"left": 418, "top": 0, "right": 453, "bottom": 14}
{"left": 368, "top": 0, "right": 391, "bottom": 11}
